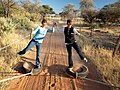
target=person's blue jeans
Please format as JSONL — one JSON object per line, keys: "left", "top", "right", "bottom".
{"left": 66, "top": 42, "right": 84, "bottom": 68}
{"left": 18, "top": 39, "right": 42, "bottom": 67}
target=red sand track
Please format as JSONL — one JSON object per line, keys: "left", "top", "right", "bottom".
{"left": 7, "top": 30, "right": 111, "bottom": 90}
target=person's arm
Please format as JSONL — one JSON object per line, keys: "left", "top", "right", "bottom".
{"left": 56, "top": 26, "right": 64, "bottom": 32}
{"left": 73, "top": 28, "right": 80, "bottom": 36}
{"left": 47, "top": 25, "right": 55, "bottom": 33}
{"left": 32, "top": 27, "right": 39, "bottom": 34}
{"left": 29, "top": 27, "right": 39, "bottom": 39}
{"left": 53, "top": 22, "right": 64, "bottom": 32}
{"left": 30, "top": 28, "right": 34, "bottom": 39}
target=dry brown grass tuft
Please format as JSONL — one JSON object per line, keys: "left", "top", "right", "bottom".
{"left": 82, "top": 45, "right": 120, "bottom": 87}
{"left": 0, "top": 30, "right": 30, "bottom": 90}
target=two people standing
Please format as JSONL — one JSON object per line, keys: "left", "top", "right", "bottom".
{"left": 18, "top": 19, "right": 88, "bottom": 71}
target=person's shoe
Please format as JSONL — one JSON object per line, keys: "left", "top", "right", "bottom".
{"left": 36, "top": 64, "right": 41, "bottom": 69}
{"left": 32, "top": 65, "right": 43, "bottom": 75}
{"left": 83, "top": 58, "right": 88, "bottom": 62}
{"left": 66, "top": 67, "right": 76, "bottom": 78}
{"left": 17, "top": 51, "right": 25, "bottom": 55}
{"left": 76, "top": 72, "right": 78, "bottom": 78}
{"left": 68, "top": 67, "right": 74, "bottom": 73}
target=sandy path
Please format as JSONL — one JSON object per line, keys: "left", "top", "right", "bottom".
{"left": 6, "top": 29, "right": 111, "bottom": 90}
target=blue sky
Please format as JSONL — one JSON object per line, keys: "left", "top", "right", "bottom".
{"left": 41, "top": 0, "right": 118, "bottom": 14}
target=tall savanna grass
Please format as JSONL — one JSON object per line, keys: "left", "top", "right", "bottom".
{"left": 82, "top": 44, "right": 120, "bottom": 86}
{"left": 0, "top": 31, "right": 30, "bottom": 90}
{"left": 0, "top": 15, "right": 34, "bottom": 90}
{"left": 76, "top": 30, "right": 120, "bottom": 90}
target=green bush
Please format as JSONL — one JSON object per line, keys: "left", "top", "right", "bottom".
{"left": 0, "top": 17, "right": 16, "bottom": 33}
{"left": 28, "top": 13, "right": 39, "bottom": 22}
{"left": 11, "top": 14, "right": 32, "bottom": 30}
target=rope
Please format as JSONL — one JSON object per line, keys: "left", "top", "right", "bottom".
{"left": 80, "top": 77, "right": 120, "bottom": 89}
{"left": 0, "top": 34, "right": 30, "bottom": 51}
{"left": 1, "top": 72, "right": 119, "bottom": 89}
{"left": 0, "top": 72, "right": 32, "bottom": 83}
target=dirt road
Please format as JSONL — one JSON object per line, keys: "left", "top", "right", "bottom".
{"left": 6, "top": 30, "right": 111, "bottom": 90}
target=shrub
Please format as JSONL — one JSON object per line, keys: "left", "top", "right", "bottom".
{"left": 28, "top": 13, "right": 40, "bottom": 22}
{"left": 0, "top": 17, "right": 16, "bottom": 34}
{"left": 11, "top": 14, "right": 32, "bottom": 30}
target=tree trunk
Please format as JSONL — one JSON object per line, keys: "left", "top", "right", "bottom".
{"left": 6, "top": 0, "right": 10, "bottom": 17}
{"left": 0, "top": 0, "right": 6, "bottom": 17}
{"left": 112, "top": 35, "right": 120, "bottom": 57}
{"left": 90, "top": 28, "right": 93, "bottom": 37}
{"left": 79, "top": 20, "right": 82, "bottom": 32}
{"left": 90, "top": 23, "right": 93, "bottom": 37}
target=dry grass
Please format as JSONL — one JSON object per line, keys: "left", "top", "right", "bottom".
{"left": 82, "top": 44, "right": 120, "bottom": 86}
{"left": 0, "top": 30, "right": 30, "bottom": 90}
{"left": 76, "top": 27, "right": 120, "bottom": 89}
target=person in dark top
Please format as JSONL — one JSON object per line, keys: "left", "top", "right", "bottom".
{"left": 55, "top": 19, "right": 88, "bottom": 72}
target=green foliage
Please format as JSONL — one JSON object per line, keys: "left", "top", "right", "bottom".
{"left": 11, "top": 14, "right": 32, "bottom": 30}
{"left": 80, "top": 0, "right": 95, "bottom": 9}
{"left": 0, "top": 5, "right": 3, "bottom": 17}
{"left": 59, "top": 3, "right": 76, "bottom": 19}
{"left": 80, "top": 0, "right": 96, "bottom": 24}
{"left": 41, "top": 5, "right": 55, "bottom": 16}
{"left": 81, "top": 9, "right": 97, "bottom": 24}
{"left": 0, "top": 13, "right": 34, "bottom": 35}
{"left": 0, "top": 17, "right": 15, "bottom": 33}
{"left": 28, "top": 13, "right": 39, "bottom": 22}
{"left": 97, "top": 1, "right": 120, "bottom": 24}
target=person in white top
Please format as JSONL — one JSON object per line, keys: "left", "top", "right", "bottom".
{"left": 55, "top": 19, "right": 88, "bottom": 72}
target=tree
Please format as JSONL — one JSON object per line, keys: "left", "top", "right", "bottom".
{"left": 80, "top": 0, "right": 96, "bottom": 36}
{"left": 97, "top": 1, "right": 120, "bottom": 26}
{"left": 80, "top": 0, "right": 95, "bottom": 10}
{"left": 0, "top": 0, "right": 17, "bottom": 17}
{"left": 112, "top": 35, "right": 120, "bottom": 57}
{"left": 39, "top": 5, "right": 55, "bottom": 18}
{"left": 81, "top": 9, "right": 96, "bottom": 24}
{"left": 20, "top": 0, "right": 56, "bottom": 18}
{"left": 73, "top": 10, "right": 80, "bottom": 21}
{"left": 42, "top": 5, "right": 55, "bottom": 14}
{"left": 80, "top": 0, "right": 96, "bottom": 23}
{"left": 59, "top": 11, "right": 67, "bottom": 20}
{"left": 80, "top": 0, "right": 96, "bottom": 22}
{"left": 59, "top": 3, "right": 75, "bottom": 19}
{"left": 20, "top": 0, "right": 40, "bottom": 13}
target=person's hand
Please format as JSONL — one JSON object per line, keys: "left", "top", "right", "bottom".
{"left": 53, "top": 22, "right": 57, "bottom": 26}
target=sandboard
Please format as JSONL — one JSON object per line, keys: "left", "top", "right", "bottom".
{"left": 31, "top": 65, "right": 43, "bottom": 75}
{"left": 23, "top": 62, "right": 43, "bottom": 75}
{"left": 64, "top": 65, "right": 89, "bottom": 79}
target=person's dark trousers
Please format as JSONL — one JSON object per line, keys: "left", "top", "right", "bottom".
{"left": 66, "top": 42, "right": 84, "bottom": 68}
{"left": 17, "top": 39, "right": 42, "bottom": 67}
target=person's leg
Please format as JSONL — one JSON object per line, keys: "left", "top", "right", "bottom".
{"left": 18, "top": 40, "right": 36, "bottom": 55}
{"left": 36, "top": 43, "right": 42, "bottom": 68}
{"left": 72, "top": 42, "right": 84, "bottom": 60}
{"left": 66, "top": 44, "right": 73, "bottom": 68}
